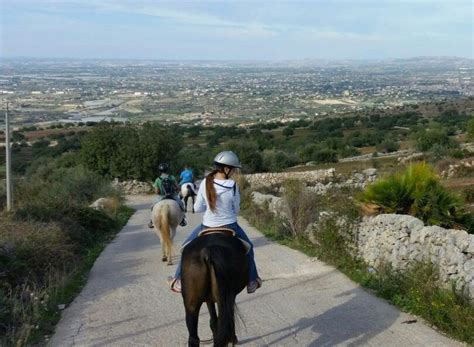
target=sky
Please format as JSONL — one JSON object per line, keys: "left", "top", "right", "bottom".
{"left": 1, "top": 0, "right": 473, "bottom": 60}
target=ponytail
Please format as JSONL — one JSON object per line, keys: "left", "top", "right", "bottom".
{"left": 206, "top": 169, "right": 219, "bottom": 212}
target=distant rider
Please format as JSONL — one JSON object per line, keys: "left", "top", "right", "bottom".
{"left": 148, "top": 163, "right": 187, "bottom": 228}
{"left": 179, "top": 165, "right": 195, "bottom": 187}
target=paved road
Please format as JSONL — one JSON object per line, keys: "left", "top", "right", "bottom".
{"left": 50, "top": 195, "right": 462, "bottom": 346}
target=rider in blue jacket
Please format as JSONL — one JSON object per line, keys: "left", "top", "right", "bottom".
{"left": 179, "top": 165, "right": 194, "bottom": 187}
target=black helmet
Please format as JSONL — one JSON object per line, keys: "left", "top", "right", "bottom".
{"left": 158, "top": 163, "right": 169, "bottom": 173}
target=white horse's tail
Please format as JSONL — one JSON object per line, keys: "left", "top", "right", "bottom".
{"left": 159, "top": 204, "right": 172, "bottom": 257}
{"left": 182, "top": 183, "right": 197, "bottom": 197}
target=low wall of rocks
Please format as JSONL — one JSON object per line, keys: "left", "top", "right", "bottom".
{"left": 112, "top": 179, "right": 154, "bottom": 195}
{"left": 357, "top": 214, "right": 474, "bottom": 300}
{"left": 251, "top": 192, "right": 474, "bottom": 301}
{"left": 244, "top": 169, "right": 336, "bottom": 189}
{"left": 245, "top": 168, "right": 377, "bottom": 194}
{"left": 440, "top": 158, "right": 474, "bottom": 178}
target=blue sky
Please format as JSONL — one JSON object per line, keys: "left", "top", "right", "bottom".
{"left": 1, "top": 0, "right": 472, "bottom": 60}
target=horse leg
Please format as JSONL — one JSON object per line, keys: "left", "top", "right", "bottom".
{"left": 192, "top": 195, "right": 195, "bottom": 214}
{"left": 185, "top": 305, "right": 202, "bottom": 347}
{"left": 167, "top": 243, "right": 173, "bottom": 265}
{"left": 184, "top": 195, "right": 188, "bottom": 213}
{"left": 161, "top": 241, "right": 167, "bottom": 262}
{"left": 206, "top": 301, "right": 218, "bottom": 340}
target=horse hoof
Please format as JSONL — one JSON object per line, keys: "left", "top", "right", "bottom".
{"left": 167, "top": 261, "right": 173, "bottom": 266}
{"left": 162, "top": 256, "right": 167, "bottom": 262}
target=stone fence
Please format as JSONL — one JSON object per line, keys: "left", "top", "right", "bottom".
{"left": 112, "top": 179, "right": 154, "bottom": 195}
{"left": 245, "top": 168, "right": 377, "bottom": 194}
{"left": 251, "top": 192, "right": 474, "bottom": 302}
{"left": 244, "top": 169, "right": 336, "bottom": 189}
{"left": 357, "top": 214, "right": 474, "bottom": 301}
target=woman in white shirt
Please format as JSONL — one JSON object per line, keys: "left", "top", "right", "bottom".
{"left": 169, "top": 151, "right": 262, "bottom": 294}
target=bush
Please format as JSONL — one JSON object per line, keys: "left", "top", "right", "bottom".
{"left": 359, "top": 163, "right": 469, "bottom": 230}
{"left": 282, "top": 180, "right": 319, "bottom": 236}
{"left": 376, "top": 139, "right": 400, "bottom": 153}
{"left": 414, "top": 128, "right": 458, "bottom": 152}
{"left": 468, "top": 118, "right": 474, "bottom": 140}
{"left": 0, "top": 220, "right": 73, "bottom": 286}
{"left": 463, "top": 186, "right": 474, "bottom": 204}
{"left": 16, "top": 162, "right": 120, "bottom": 213}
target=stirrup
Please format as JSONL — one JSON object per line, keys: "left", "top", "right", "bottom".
{"left": 247, "top": 278, "right": 262, "bottom": 294}
{"left": 167, "top": 276, "right": 181, "bottom": 293}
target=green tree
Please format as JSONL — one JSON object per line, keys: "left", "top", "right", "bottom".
{"left": 414, "top": 128, "right": 457, "bottom": 152}
{"left": 227, "top": 140, "right": 263, "bottom": 173}
{"left": 79, "top": 124, "right": 181, "bottom": 180}
{"left": 282, "top": 126, "right": 294, "bottom": 138}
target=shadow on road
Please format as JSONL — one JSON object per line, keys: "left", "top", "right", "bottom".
{"left": 239, "top": 288, "right": 399, "bottom": 346}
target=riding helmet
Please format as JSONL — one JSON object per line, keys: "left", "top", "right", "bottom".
{"left": 158, "top": 163, "right": 169, "bottom": 173}
{"left": 213, "top": 151, "right": 242, "bottom": 168}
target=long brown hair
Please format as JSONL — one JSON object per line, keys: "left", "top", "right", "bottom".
{"left": 206, "top": 169, "right": 219, "bottom": 212}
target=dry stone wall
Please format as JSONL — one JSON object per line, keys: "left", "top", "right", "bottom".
{"left": 251, "top": 192, "right": 474, "bottom": 302}
{"left": 357, "top": 214, "right": 474, "bottom": 301}
{"left": 112, "top": 179, "right": 154, "bottom": 195}
{"left": 245, "top": 168, "right": 377, "bottom": 194}
{"left": 244, "top": 169, "right": 336, "bottom": 189}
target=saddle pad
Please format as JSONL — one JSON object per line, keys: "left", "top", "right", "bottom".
{"left": 181, "top": 228, "right": 251, "bottom": 254}
{"left": 198, "top": 227, "right": 235, "bottom": 237}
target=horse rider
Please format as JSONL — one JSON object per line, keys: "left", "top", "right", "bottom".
{"left": 148, "top": 163, "right": 187, "bottom": 228}
{"left": 179, "top": 164, "right": 195, "bottom": 188}
{"left": 168, "top": 151, "right": 262, "bottom": 294}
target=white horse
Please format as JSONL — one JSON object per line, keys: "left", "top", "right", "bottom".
{"left": 151, "top": 199, "right": 184, "bottom": 265}
{"left": 180, "top": 182, "right": 198, "bottom": 213}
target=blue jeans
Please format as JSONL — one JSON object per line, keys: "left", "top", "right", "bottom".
{"left": 175, "top": 222, "right": 259, "bottom": 283}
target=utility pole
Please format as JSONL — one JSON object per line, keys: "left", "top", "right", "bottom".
{"left": 5, "top": 101, "right": 12, "bottom": 211}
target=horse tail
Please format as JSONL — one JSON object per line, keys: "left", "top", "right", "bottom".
{"left": 158, "top": 204, "right": 172, "bottom": 255}
{"left": 203, "top": 246, "right": 236, "bottom": 346}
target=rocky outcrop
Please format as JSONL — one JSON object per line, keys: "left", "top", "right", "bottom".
{"left": 90, "top": 198, "right": 111, "bottom": 210}
{"left": 251, "top": 192, "right": 286, "bottom": 217}
{"left": 112, "top": 179, "right": 154, "bottom": 195}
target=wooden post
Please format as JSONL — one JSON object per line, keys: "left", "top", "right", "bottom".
{"left": 5, "top": 101, "right": 12, "bottom": 211}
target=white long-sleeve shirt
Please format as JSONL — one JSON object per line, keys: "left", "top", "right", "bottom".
{"left": 194, "top": 178, "right": 240, "bottom": 227}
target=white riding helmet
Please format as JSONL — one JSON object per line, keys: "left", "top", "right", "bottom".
{"left": 214, "top": 151, "right": 242, "bottom": 168}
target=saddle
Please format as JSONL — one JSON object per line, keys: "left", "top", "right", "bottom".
{"left": 183, "top": 227, "right": 251, "bottom": 254}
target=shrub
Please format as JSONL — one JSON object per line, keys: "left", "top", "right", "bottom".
{"left": 463, "top": 186, "right": 474, "bottom": 204}
{"left": 414, "top": 128, "right": 458, "bottom": 152}
{"left": 468, "top": 118, "right": 474, "bottom": 140}
{"left": 376, "top": 139, "right": 400, "bottom": 153}
{"left": 282, "top": 180, "right": 319, "bottom": 236}
{"left": 359, "top": 163, "right": 468, "bottom": 230}
{"left": 0, "top": 220, "right": 73, "bottom": 286}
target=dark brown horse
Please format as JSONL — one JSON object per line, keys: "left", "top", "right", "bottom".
{"left": 181, "top": 231, "right": 249, "bottom": 347}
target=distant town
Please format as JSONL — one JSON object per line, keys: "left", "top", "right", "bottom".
{"left": 0, "top": 57, "right": 472, "bottom": 129}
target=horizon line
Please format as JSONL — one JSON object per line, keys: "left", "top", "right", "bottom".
{"left": 1, "top": 55, "right": 473, "bottom": 62}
